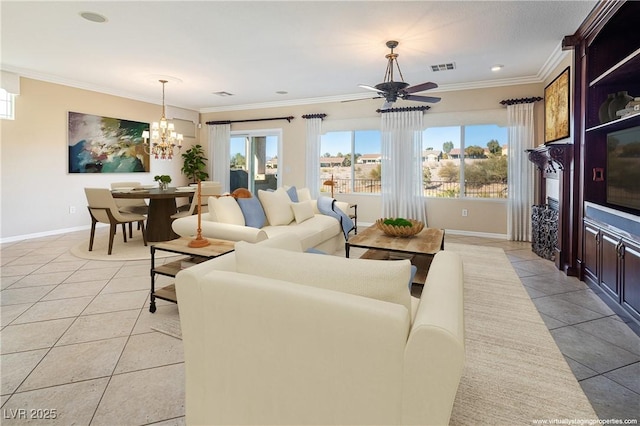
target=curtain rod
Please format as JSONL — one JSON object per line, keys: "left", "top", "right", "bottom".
{"left": 376, "top": 105, "right": 431, "bottom": 113}
{"left": 499, "top": 97, "right": 542, "bottom": 106}
{"left": 302, "top": 113, "right": 327, "bottom": 119}
{"left": 206, "top": 116, "right": 295, "bottom": 125}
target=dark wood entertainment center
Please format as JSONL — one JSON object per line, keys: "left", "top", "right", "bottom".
{"left": 561, "top": 0, "right": 640, "bottom": 325}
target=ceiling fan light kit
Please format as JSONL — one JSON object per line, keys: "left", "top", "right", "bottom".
{"left": 359, "top": 40, "right": 441, "bottom": 110}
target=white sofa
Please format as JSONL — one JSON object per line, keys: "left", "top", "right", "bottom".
{"left": 171, "top": 186, "right": 351, "bottom": 253}
{"left": 175, "top": 234, "right": 465, "bottom": 425}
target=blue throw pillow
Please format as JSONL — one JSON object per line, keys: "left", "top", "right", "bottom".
{"left": 237, "top": 197, "right": 266, "bottom": 228}
{"left": 286, "top": 186, "right": 299, "bottom": 202}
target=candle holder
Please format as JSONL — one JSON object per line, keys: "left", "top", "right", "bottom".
{"left": 188, "top": 180, "right": 210, "bottom": 248}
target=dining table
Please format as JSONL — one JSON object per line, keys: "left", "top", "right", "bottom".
{"left": 111, "top": 187, "right": 195, "bottom": 242}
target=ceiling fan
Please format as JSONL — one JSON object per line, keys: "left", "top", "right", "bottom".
{"left": 358, "top": 40, "right": 441, "bottom": 110}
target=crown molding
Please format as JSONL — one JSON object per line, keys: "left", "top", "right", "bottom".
{"left": 4, "top": 63, "right": 547, "bottom": 114}
{"left": 536, "top": 42, "right": 571, "bottom": 82}
{"left": 0, "top": 64, "right": 195, "bottom": 112}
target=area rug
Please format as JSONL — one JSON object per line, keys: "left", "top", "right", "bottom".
{"left": 445, "top": 242, "right": 597, "bottom": 424}
{"left": 150, "top": 243, "right": 597, "bottom": 423}
{"left": 70, "top": 233, "right": 175, "bottom": 261}
{"left": 151, "top": 317, "right": 183, "bottom": 339}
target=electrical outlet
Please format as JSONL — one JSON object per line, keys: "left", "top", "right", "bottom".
{"left": 69, "top": 206, "right": 76, "bottom": 214}
{"left": 462, "top": 209, "right": 468, "bottom": 217}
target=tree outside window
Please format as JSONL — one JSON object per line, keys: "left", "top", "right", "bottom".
{"left": 423, "top": 125, "right": 508, "bottom": 198}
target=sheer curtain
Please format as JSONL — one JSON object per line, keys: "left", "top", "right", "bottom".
{"left": 507, "top": 102, "right": 535, "bottom": 241}
{"left": 305, "top": 117, "right": 322, "bottom": 199}
{"left": 208, "top": 123, "right": 231, "bottom": 193}
{"left": 381, "top": 110, "right": 427, "bottom": 224}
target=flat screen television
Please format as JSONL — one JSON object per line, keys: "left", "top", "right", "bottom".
{"left": 606, "top": 125, "right": 640, "bottom": 214}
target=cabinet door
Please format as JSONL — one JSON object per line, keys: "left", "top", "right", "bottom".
{"left": 600, "top": 232, "right": 620, "bottom": 299}
{"left": 583, "top": 223, "right": 600, "bottom": 283}
{"left": 621, "top": 241, "right": 640, "bottom": 317}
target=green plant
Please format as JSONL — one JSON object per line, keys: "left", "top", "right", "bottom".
{"left": 181, "top": 145, "right": 209, "bottom": 182}
{"left": 154, "top": 175, "right": 172, "bottom": 183}
{"left": 383, "top": 218, "right": 413, "bottom": 227}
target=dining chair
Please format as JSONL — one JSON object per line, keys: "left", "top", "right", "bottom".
{"left": 110, "top": 181, "right": 149, "bottom": 215}
{"left": 84, "top": 188, "right": 147, "bottom": 255}
{"left": 171, "top": 184, "right": 222, "bottom": 219}
{"left": 110, "top": 181, "right": 149, "bottom": 237}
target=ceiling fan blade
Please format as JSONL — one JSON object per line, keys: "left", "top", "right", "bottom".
{"left": 341, "top": 96, "right": 383, "bottom": 103}
{"left": 404, "top": 94, "right": 441, "bottom": 103}
{"left": 404, "top": 81, "right": 438, "bottom": 94}
{"left": 358, "top": 84, "right": 384, "bottom": 93}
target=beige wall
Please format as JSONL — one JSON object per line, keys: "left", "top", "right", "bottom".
{"left": 1, "top": 76, "right": 548, "bottom": 240}
{"left": 0, "top": 78, "right": 199, "bottom": 239}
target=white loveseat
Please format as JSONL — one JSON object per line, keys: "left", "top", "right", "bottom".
{"left": 175, "top": 234, "right": 465, "bottom": 425}
{"left": 171, "top": 186, "right": 351, "bottom": 252}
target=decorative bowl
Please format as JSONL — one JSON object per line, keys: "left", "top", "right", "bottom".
{"left": 375, "top": 218, "right": 424, "bottom": 237}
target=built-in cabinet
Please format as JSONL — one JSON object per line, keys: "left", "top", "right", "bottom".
{"left": 583, "top": 215, "right": 640, "bottom": 321}
{"left": 564, "top": 0, "right": 640, "bottom": 325}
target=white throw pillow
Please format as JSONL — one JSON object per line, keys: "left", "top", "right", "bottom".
{"left": 291, "top": 200, "right": 315, "bottom": 224}
{"left": 258, "top": 188, "right": 294, "bottom": 226}
{"left": 234, "top": 241, "right": 412, "bottom": 312}
{"left": 296, "top": 187, "right": 312, "bottom": 202}
{"left": 208, "top": 196, "right": 245, "bottom": 226}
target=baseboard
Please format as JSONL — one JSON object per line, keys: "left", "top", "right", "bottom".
{"left": 444, "top": 229, "right": 509, "bottom": 240}
{"left": 0, "top": 224, "right": 108, "bottom": 244}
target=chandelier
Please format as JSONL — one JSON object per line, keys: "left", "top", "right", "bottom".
{"left": 141, "top": 79, "right": 183, "bottom": 160}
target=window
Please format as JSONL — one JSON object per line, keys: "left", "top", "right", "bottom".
{"left": 230, "top": 131, "right": 280, "bottom": 193}
{"left": 320, "top": 130, "right": 381, "bottom": 194}
{"left": 0, "top": 89, "right": 15, "bottom": 120}
{"left": 423, "top": 124, "right": 508, "bottom": 198}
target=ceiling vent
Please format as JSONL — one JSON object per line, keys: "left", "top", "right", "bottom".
{"left": 430, "top": 63, "right": 456, "bottom": 72}
{"left": 213, "top": 91, "right": 234, "bottom": 97}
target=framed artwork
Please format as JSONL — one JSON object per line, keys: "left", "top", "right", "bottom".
{"left": 544, "top": 67, "right": 570, "bottom": 143}
{"left": 68, "top": 111, "right": 150, "bottom": 173}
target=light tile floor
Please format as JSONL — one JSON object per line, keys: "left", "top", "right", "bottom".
{"left": 1, "top": 230, "right": 638, "bottom": 424}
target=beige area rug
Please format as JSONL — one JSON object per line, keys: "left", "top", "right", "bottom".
{"left": 446, "top": 242, "right": 597, "bottom": 424}
{"left": 151, "top": 317, "right": 183, "bottom": 339}
{"left": 150, "top": 243, "right": 597, "bottom": 423}
{"left": 70, "top": 233, "right": 175, "bottom": 261}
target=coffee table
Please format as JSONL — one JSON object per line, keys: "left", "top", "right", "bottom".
{"left": 346, "top": 225, "right": 445, "bottom": 285}
{"left": 149, "top": 236, "right": 235, "bottom": 312}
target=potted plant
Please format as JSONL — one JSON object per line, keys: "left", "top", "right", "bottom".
{"left": 181, "top": 144, "right": 209, "bottom": 183}
{"left": 154, "top": 174, "right": 172, "bottom": 190}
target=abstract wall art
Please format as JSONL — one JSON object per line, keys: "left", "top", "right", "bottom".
{"left": 68, "top": 111, "right": 149, "bottom": 173}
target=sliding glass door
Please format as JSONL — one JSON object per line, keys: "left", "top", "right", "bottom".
{"left": 230, "top": 130, "right": 281, "bottom": 193}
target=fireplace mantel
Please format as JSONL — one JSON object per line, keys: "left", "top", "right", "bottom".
{"left": 526, "top": 143, "right": 575, "bottom": 274}
{"left": 526, "top": 143, "right": 572, "bottom": 173}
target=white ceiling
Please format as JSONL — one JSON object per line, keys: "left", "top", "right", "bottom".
{"left": 1, "top": 1, "right": 596, "bottom": 112}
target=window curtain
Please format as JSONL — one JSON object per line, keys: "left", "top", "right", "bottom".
{"left": 208, "top": 123, "right": 231, "bottom": 193}
{"left": 381, "top": 110, "right": 427, "bottom": 224}
{"left": 507, "top": 102, "right": 535, "bottom": 241}
{"left": 305, "top": 117, "right": 322, "bottom": 199}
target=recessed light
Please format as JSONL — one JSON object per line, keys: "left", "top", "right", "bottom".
{"left": 491, "top": 65, "right": 504, "bottom": 72}
{"left": 79, "top": 11, "right": 107, "bottom": 23}
{"left": 276, "top": 91, "right": 288, "bottom": 95}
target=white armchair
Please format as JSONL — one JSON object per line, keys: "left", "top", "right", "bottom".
{"left": 175, "top": 234, "right": 465, "bottom": 425}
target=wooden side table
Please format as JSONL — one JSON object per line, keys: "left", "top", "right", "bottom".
{"left": 149, "top": 237, "right": 235, "bottom": 312}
